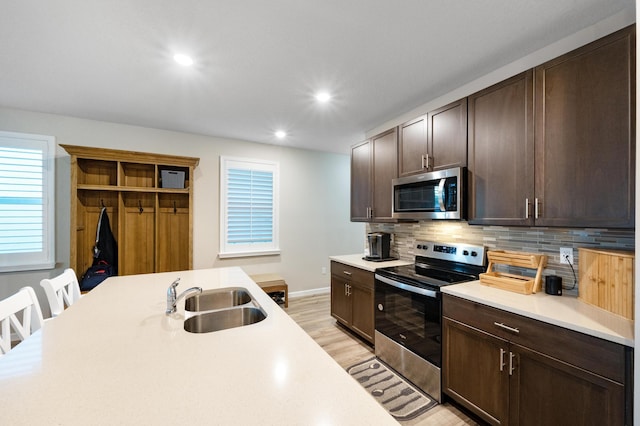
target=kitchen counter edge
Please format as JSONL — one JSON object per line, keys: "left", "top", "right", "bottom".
{"left": 442, "top": 281, "right": 634, "bottom": 347}
{"left": 329, "top": 254, "right": 412, "bottom": 272}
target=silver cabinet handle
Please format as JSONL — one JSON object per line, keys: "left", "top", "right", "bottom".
{"left": 534, "top": 198, "right": 540, "bottom": 219}
{"left": 525, "top": 198, "right": 530, "bottom": 219}
{"left": 509, "top": 352, "right": 516, "bottom": 376}
{"left": 493, "top": 322, "right": 520, "bottom": 334}
{"left": 344, "top": 283, "right": 351, "bottom": 296}
{"left": 421, "top": 154, "right": 431, "bottom": 170}
{"left": 499, "top": 348, "right": 506, "bottom": 372}
{"left": 343, "top": 271, "right": 352, "bottom": 276}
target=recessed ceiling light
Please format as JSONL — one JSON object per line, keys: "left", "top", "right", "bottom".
{"left": 173, "top": 53, "right": 194, "bottom": 67}
{"left": 275, "top": 130, "right": 287, "bottom": 139}
{"left": 315, "top": 92, "right": 331, "bottom": 103}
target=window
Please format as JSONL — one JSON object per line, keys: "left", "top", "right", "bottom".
{"left": 0, "top": 131, "right": 55, "bottom": 272}
{"left": 219, "top": 156, "right": 279, "bottom": 258}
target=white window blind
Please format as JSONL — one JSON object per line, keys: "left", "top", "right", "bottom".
{"left": 0, "top": 131, "right": 55, "bottom": 272}
{"left": 219, "top": 157, "right": 279, "bottom": 258}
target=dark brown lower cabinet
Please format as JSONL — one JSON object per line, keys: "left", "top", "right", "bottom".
{"left": 510, "top": 343, "right": 624, "bottom": 426}
{"left": 444, "top": 318, "right": 509, "bottom": 424}
{"left": 330, "top": 261, "right": 374, "bottom": 344}
{"left": 443, "top": 294, "right": 630, "bottom": 426}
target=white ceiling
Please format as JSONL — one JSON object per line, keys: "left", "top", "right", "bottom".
{"left": 0, "top": 0, "right": 635, "bottom": 154}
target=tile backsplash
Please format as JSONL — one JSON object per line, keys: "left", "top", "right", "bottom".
{"left": 368, "top": 221, "right": 635, "bottom": 296}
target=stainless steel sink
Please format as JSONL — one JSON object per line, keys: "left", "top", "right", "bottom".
{"left": 184, "top": 307, "right": 267, "bottom": 333}
{"left": 184, "top": 287, "right": 252, "bottom": 312}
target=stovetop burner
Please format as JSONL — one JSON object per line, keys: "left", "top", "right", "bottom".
{"left": 375, "top": 240, "right": 486, "bottom": 290}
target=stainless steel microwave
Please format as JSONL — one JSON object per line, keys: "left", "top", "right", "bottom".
{"left": 392, "top": 167, "right": 465, "bottom": 220}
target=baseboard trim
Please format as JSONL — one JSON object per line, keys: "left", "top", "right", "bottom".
{"left": 289, "top": 287, "right": 330, "bottom": 299}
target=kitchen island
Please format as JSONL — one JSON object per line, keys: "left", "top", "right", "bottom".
{"left": 0, "top": 268, "right": 397, "bottom": 425}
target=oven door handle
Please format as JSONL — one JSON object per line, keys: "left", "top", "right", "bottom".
{"left": 375, "top": 274, "right": 438, "bottom": 298}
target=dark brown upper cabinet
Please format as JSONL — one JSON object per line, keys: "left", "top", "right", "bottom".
{"left": 398, "top": 98, "right": 467, "bottom": 177}
{"left": 398, "top": 115, "right": 427, "bottom": 177}
{"left": 468, "top": 71, "right": 535, "bottom": 226}
{"left": 469, "top": 25, "right": 635, "bottom": 228}
{"left": 428, "top": 98, "right": 468, "bottom": 171}
{"left": 351, "top": 127, "right": 398, "bottom": 222}
{"left": 534, "top": 25, "right": 635, "bottom": 228}
{"left": 350, "top": 139, "right": 372, "bottom": 221}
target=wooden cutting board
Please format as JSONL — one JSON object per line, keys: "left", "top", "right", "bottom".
{"left": 578, "top": 248, "right": 634, "bottom": 320}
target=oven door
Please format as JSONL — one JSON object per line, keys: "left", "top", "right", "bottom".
{"left": 374, "top": 274, "right": 442, "bottom": 367}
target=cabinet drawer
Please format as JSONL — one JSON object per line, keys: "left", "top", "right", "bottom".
{"left": 443, "top": 294, "right": 628, "bottom": 383}
{"left": 330, "top": 261, "right": 374, "bottom": 288}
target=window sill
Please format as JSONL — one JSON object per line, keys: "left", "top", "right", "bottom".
{"left": 218, "top": 249, "right": 281, "bottom": 259}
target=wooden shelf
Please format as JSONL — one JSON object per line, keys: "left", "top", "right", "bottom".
{"left": 63, "top": 145, "right": 199, "bottom": 278}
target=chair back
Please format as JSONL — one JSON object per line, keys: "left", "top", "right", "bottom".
{"left": 40, "top": 268, "right": 81, "bottom": 317}
{"left": 0, "top": 287, "right": 44, "bottom": 355}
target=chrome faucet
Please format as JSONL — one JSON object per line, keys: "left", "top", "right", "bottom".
{"left": 166, "top": 278, "right": 202, "bottom": 314}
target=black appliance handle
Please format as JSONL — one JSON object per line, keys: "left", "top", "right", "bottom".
{"left": 375, "top": 274, "right": 437, "bottom": 298}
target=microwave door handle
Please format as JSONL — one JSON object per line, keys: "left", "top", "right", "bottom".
{"left": 438, "top": 178, "right": 446, "bottom": 212}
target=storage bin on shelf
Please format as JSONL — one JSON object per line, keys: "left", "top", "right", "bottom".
{"left": 480, "top": 250, "right": 548, "bottom": 295}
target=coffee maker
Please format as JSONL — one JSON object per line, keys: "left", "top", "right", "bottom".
{"left": 365, "top": 232, "right": 392, "bottom": 261}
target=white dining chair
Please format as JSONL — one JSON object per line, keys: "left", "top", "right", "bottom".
{"left": 39, "top": 268, "right": 82, "bottom": 318}
{"left": 0, "top": 286, "right": 44, "bottom": 356}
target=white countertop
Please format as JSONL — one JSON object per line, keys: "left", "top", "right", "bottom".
{"left": 329, "top": 254, "right": 412, "bottom": 272}
{"left": 0, "top": 267, "right": 397, "bottom": 425}
{"left": 442, "top": 281, "right": 634, "bottom": 347}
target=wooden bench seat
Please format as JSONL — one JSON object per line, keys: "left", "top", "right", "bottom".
{"left": 249, "top": 273, "right": 288, "bottom": 308}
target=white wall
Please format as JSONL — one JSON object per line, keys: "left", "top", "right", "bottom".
{"left": 0, "top": 107, "right": 364, "bottom": 316}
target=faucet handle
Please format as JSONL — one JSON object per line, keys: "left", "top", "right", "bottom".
{"left": 170, "top": 278, "right": 180, "bottom": 289}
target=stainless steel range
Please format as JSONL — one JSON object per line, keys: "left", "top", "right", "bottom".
{"left": 374, "top": 240, "right": 486, "bottom": 402}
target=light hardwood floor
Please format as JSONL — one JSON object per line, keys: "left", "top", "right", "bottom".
{"left": 285, "top": 293, "right": 479, "bottom": 426}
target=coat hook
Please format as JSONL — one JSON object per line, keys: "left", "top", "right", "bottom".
{"left": 173, "top": 200, "right": 177, "bottom": 214}
{"left": 138, "top": 200, "right": 144, "bottom": 214}
{"left": 101, "top": 199, "right": 105, "bottom": 208}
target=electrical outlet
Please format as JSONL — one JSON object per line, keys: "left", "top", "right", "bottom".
{"left": 321, "top": 266, "right": 327, "bottom": 275}
{"left": 560, "top": 247, "right": 573, "bottom": 265}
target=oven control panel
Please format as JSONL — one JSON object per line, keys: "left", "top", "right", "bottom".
{"left": 413, "top": 240, "right": 486, "bottom": 266}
